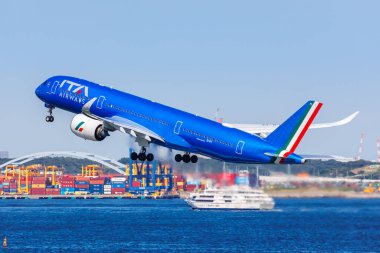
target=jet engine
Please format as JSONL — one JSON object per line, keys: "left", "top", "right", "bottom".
{"left": 70, "top": 114, "right": 108, "bottom": 141}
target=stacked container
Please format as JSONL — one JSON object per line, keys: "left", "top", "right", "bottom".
{"left": 104, "top": 182, "right": 111, "bottom": 195}
{"left": 89, "top": 177, "right": 105, "bottom": 194}
{"left": 2, "top": 179, "right": 11, "bottom": 194}
{"left": 30, "top": 177, "right": 46, "bottom": 195}
{"left": 60, "top": 175, "right": 75, "bottom": 195}
{"left": 174, "top": 175, "right": 186, "bottom": 191}
{"left": 111, "top": 177, "right": 126, "bottom": 195}
{"left": 75, "top": 176, "right": 90, "bottom": 194}
{"left": 0, "top": 178, "right": 3, "bottom": 194}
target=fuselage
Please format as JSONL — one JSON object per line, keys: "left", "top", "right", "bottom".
{"left": 35, "top": 76, "right": 303, "bottom": 164}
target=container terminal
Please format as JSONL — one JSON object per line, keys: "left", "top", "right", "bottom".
{"left": 0, "top": 162, "right": 189, "bottom": 199}
{"left": 1, "top": 155, "right": 380, "bottom": 199}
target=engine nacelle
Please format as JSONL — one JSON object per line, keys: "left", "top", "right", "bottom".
{"left": 70, "top": 114, "right": 108, "bottom": 141}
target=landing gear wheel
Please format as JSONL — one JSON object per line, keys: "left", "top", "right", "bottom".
{"left": 131, "top": 152, "right": 138, "bottom": 161}
{"left": 147, "top": 153, "right": 154, "bottom": 162}
{"left": 183, "top": 154, "right": 191, "bottom": 163}
{"left": 191, "top": 155, "right": 198, "bottom": 163}
{"left": 138, "top": 153, "right": 147, "bottom": 161}
{"left": 45, "top": 116, "right": 54, "bottom": 122}
{"left": 175, "top": 154, "right": 182, "bottom": 162}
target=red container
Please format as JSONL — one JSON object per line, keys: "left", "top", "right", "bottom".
{"left": 61, "top": 183, "right": 75, "bottom": 188}
{"left": 177, "top": 185, "right": 184, "bottom": 190}
{"left": 90, "top": 179, "right": 105, "bottom": 185}
{"left": 132, "top": 181, "right": 141, "bottom": 187}
{"left": 74, "top": 184, "right": 89, "bottom": 189}
{"left": 32, "top": 178, "right": 46, "bottom": 184}
{"left": 186, "top": 184, "right": 197, "bottom": 192}
{"left": 111, "top": 188, "right": 126, "bottom": 195}
{"left": 30, "top": 189, "right": 46, "bottom": 195}
{"left": 52, "top": 189, "right": 60, "bottom": 195}
{"left": 75, "top": 176, "right": 90, "bottom": 182}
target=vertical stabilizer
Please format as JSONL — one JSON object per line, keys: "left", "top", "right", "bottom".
{"left": 266, "top": 101, "right": 323, "bottom": 162}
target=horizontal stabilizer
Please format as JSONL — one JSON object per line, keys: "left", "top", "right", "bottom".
{"left": 300, "top": 154, "right": 356, "bottom": 162}
{"left": 223, "top": 111, "right": 359, "bottom": 136}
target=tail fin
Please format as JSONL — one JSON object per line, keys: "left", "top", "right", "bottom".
{"left": 266, "top": 101, "right": 323, "bottom": 155}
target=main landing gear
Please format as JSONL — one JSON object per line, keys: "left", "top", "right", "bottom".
{"left": 45, "top": 106, "right": 55, "bottom": 123}
{"left": 175, "top": 153, "right": 198, "bottom": 163}
{"left": 131, "top": 147, "right": 154, "bottom": 162}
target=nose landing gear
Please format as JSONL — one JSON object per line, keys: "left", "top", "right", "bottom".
{"left": 45, "top": 106, "right": 55, "bottom": 123}
{"left": 175, "top": 153, "right": 198, "bottom": 163}
{"left": 131, "top": 147, "right": 154, "bottom": 162}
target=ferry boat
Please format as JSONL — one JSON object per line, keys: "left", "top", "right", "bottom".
{"left": 186, "top": 186, "right": 275, "bottom": 210}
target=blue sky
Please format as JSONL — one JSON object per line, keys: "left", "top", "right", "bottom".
{"left": 0, "top": 1, "right": 379, "bottom": 160}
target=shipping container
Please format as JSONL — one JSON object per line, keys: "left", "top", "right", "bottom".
{"left": 74, "top": 184, "right": 89, "bottom": 189}
{"left": 186, "top": 184, "right": 197, "bottom": 192}
{"left": 132, "top": 181, "right": 141, "bottom": 187}
{"left": 30, "top": 189, "right": 46, "bottom": 195}
{"left": 111, "top": 188, "right": 126, "bottom": 194}
{"left": 75, "top": 188, "right": 89, "bottom": 192}
{"left": 111, "top": 177, "right": 126, "bottom": 182}
{"left": 31, "top": 184, "right": 46, "bottom": 188}
{"left": 75, "top": 181, "right": 90, "bottom": 185}
{"left": 111, "top": 183, "right": 126, "bottom": 188}
{"left": 60, "top": 187, "right": 75, "bottom": 195}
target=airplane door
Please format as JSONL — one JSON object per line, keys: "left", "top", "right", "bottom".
{"left": 236, "top": 140, "right": 245, "bottom": 155}
{"left": 174, "top": 121, "right": 183, "bottom": 135}
{"left": 50, "top": 81, "right": 59, "bottom": 94}
{"left": 96, "top": 96, "right": 106, "bottom": 109}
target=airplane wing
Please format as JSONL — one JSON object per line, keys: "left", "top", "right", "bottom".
{"left": 82, "top": 98, "right": 165, "bottom": 146}
{"left": 222, "top": 111, "right": 359, "bottom": 137}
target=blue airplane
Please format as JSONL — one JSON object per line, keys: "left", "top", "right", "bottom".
{"left": 35, "top": 76, "right": 354, "bottom": 164}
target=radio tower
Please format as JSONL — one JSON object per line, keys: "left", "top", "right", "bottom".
{"left": 356, "top": 133, "right": 364, "bottom": 161}
{"left": 377, "top": 139, "right": 380, "bottom": 162}
{"left": 215, "top": 108, "right": 223, "bottom": 123}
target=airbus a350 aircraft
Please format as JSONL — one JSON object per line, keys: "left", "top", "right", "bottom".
{"left": 35, "top": 76, "right": 358, "bottom": 164}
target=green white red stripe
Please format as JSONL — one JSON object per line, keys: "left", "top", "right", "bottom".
{"left": 75, "top": 121, "right": 85, "bottom": 132}
{"left": 275, "top": 101, "right": 323, "bottom": 164}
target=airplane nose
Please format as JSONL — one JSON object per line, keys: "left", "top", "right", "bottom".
{"left": 35, "top": 85, "right": 43, "bottom": 99}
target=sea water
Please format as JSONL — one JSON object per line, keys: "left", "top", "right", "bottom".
{"left": 0, "top": 198, "right": 379, "bottom": 252}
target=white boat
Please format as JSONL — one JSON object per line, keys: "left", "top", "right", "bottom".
{"left": 185, "top": 186, "right": 275, "bottom": 210}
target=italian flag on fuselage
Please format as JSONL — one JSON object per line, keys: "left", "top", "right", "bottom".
{"left": 75, "top": 121, "right": 85, "bottom": 133}
{"left": 276, "top": 101, "right": 323, "bottom": 163}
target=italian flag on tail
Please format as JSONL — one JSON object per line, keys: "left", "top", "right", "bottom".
{"left": 265, "top": 101, "right": 323, "bottom": 164}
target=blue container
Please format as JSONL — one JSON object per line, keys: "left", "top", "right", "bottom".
{"left": 60, "top": 187, "right": 75, "bottom": 194}
{"left": 89, "top": 186, "right": 103, "bottom": 190}
{"left": 235, "top": 176, "right": 249, "bottom": 185}
{"left": 90, "top": 189, "right": 104, "bottom": 194}
{"left": 0, "top": 185, "right": 3, "bottom": 189}
{"left": 90, "top": 184, "right": 103, "bottom": 187}
{"left": 75, "top": 188, "right": 89, "bottom": 191}
{"left": 112, "top": 183, "right": 126, "bottom": 188}
{"left": 75, "top": 181, "right": 90, "bottom": 185}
